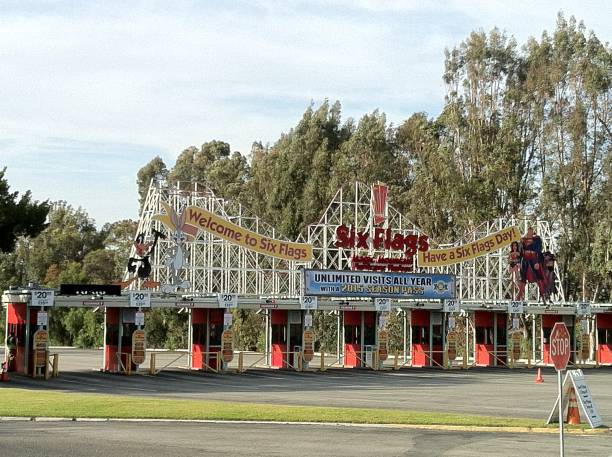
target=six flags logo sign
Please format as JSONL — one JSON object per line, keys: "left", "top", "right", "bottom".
{"left": 334, "top": 183, "right": 430, "bottom": 273}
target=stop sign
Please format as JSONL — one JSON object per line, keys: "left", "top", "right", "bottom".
{"left": 550, "top": 322, "right": 571, "bottom": 371}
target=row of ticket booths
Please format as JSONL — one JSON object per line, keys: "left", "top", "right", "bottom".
{"left": 4, "top": 290, "right": 612, "bottom": 375}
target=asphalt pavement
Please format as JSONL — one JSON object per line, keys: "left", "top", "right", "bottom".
{"left": 4, "top": 348, "right": 612, "bottom": 421}
{"left": 0, "top": 421, "right": 610, "bottom": 457}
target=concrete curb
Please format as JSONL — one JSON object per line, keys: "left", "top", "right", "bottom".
{"left": 0, "top": 416, "right": 609, "bottom": 435}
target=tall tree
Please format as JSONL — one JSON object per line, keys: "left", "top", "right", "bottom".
{"left": 532, "top": 15, "right": 611, "bottom": 300}
{"left": 136, "top": 156, "right": 168, "bottom": 208}
{"left": 0, "top": 167, "right": 49, "bottom": 253}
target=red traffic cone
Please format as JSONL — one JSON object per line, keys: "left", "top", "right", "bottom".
{"left": 535, "top": 368, "right": 544, "bottom": 383}
{"left": 566, "top": 388, "right": 581, "bottom": 425}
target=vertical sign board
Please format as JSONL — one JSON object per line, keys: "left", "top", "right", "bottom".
{"left": 131, "top": 329, "right": 146, "bottom": 365}
{"left": 547, "top": 370, "right": 602, "bottom": 429}
{"left": 221, "top": 330, "right": 234, "bottom": 363}
{"left": 378, "top": 329, "right": 389, "bottom": 362}
{"left": 568, "top": 370, "right": 602, "bottom": 428}
{"left": 580, "top": 334, "right": 590, "bottom": 361}
{"left": 129, "top": 291, "right": 151, "bottom": 308}
{"left": 511, "top": 332, "right": 521, "bottom": 360}
{"left": 374, "top": 298, "right": 391, "bottom": 312}
{"left": 218, "top": 294, "right": 238, "bottom": 309}
{"left": 33, "top": 329, "right": 49, "bottom": 368}
{"left": 31, "top": 290, "right": 54, "bottom": 307}
{"left": 446, "top": 332, "right": 457, "bottom": 360}
{"left": 302, "top": 329, "right": 315, "bottom": 363}
{"left": 300, "top": 296, "right": 318, "bottom": 310}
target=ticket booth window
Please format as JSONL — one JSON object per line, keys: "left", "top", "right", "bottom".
{"left": 209, "top": 323, "right": 222, "bottom": 346}
{"left": 272, "top": 324, "right": 287, "bottom": 344}
{"left": 364, "top": 322, "right": 375, "bottom": 346}
{"left": 496, "top": 325, "right": 507, "bottom": 346}
{"left": 121, "top": 323, "right": 136, "bottom": 347}
{"left": 192, "top": 323, "right": 206, "bottom": 344}
{"left": 598, "top": 328, "right": 610, "bottom": 344}
{"left": 542, "top": 326, "right": 552, "bottom": 343}
{"left": 476, "top": 327, "right": 493, "bottom": 345}
{"left": 432, "top": 325, "right": 443, "bottom": 346}
{"left": 411, "top": 326, "right": 429, "bottom": 344}
{"left": 289, "top": 323, "right": 302, "bottom": 349}
{"left": 105, "top": 324, "right": 119, "bottom": 345}
{"left": 345, "top": 325, "right": 360, "bottom": 344}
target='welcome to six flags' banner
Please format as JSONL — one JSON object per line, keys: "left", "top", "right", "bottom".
{"left": 417, "top": 226, "right": 521, "bottom": 267}
{"left": 304, "top": 269, "right": 456, "bottom": 300}
{"left": 153, "top": 204, "right": 313, "bottom": 262}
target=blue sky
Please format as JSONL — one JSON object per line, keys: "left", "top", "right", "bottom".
{"left": 1, "top": 0, "right": 610, "bottom": 226}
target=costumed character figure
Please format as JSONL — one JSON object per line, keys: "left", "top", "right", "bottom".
{"left": 517, "top": 227, "right": 547, "bottom": 302}
{"left": 121, "top": 229, "right": 164, "bottom": 289}
{"left": 152, "top": 202, "right": 193, "bottom": 294}
{"left": 542, "top": 250, "right": 556, "bottom": 301}
{"left": 507, "top": 241, "right": 521, "bottom": 300}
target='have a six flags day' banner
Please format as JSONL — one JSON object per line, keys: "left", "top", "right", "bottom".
{"left": 417, "top": 226, "right": 520, "bottom": 267}
{"left": 153, "top": 203, "right": 313, "bottom": 262}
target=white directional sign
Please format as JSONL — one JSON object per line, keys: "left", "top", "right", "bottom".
{"left": 217, "top": 293, "right": 238, "bottom": 309}
{"left": 134, "top": 311, "right": 145, "bottom": 327}
{"left": 443, "top": 299, "right": 459, "bottom": 313}
{"left": 129, "top": 291, "right": 151, "bottom": 308}
{"left": 374, "top": 297, "right": 391, "bottom": 312}
{"left": 304, "top": 313, "right": 313, "bottom": 328}
{"left": 31, "top": 290, "right": 54, "bottom": 307}
{"left": 300, "top": 295, "right": 318, "bottom": 310}
{"left": 37, "top": 311, "right": 48, "bottom": 327}
{"left": 508, "top": 301, "right": 524, "bottom": 314}
{"left": 224, "top": 312, "right": 233, "bottom": 327}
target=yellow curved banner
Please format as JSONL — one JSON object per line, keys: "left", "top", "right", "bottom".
{"left": 153, "top": 204, "right": 313, "bottom": 262}
{"left": 417, "top": 226, "right": 520, "bottom": 267}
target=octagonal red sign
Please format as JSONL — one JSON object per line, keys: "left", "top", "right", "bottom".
{"left": 550, "top": 322, "right": 571, "bottom": 371}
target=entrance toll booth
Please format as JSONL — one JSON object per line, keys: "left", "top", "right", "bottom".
{"left": 270, "top": 310, "right": 303, "bottom": 369}
{"left": 474, "top": 311, "right": 507, "bottom": 366}
{"left": 596, "top": 312, "right": 612, "bottom": 364}
{"left": 104, "top": 307, "right": 138, "bottom": 373}
{"left": 343, "top": 311, "right": 376, "bottom": 368}
{"left": 542, "top": 314, "right": 574, "bottom": 365}
{"left": 191, "top": 308, "right": 224, "bottom": 371}
{"left": 3, "top": 289, "right": 51, "bottom": 376}
{"left": 410, "top": 309, "right": 444, "bottom": 367}
{"left": 4, "top": 292, "right": 39, "bottom": 375}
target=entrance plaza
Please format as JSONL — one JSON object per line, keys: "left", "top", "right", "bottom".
{"left": 3, "top": 181, "right": 612, "bottom": 383}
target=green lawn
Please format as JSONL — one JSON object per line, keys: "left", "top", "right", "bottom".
{"left": 0, "top": 387, "right": 553, "bottom": 428}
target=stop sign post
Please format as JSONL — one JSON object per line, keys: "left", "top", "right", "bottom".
{"left": 550, "top": 322, "right": 571, "bottom": 457}
{"left": 550, "top": 322, "right": 571, "bottom": 370}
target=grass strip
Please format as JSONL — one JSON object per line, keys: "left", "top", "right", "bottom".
{"left": 0, "top": 388, "right": 547, "bottom": 428}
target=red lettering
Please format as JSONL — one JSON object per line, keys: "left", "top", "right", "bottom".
{"left": 356, "top": 231, "right": 369, "bottom": 249}
{"left": 334, "top": 224, "right": 352, "bottom": 248}
{"left": 373, "top": 227, "right": 385, "bottom": 249}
